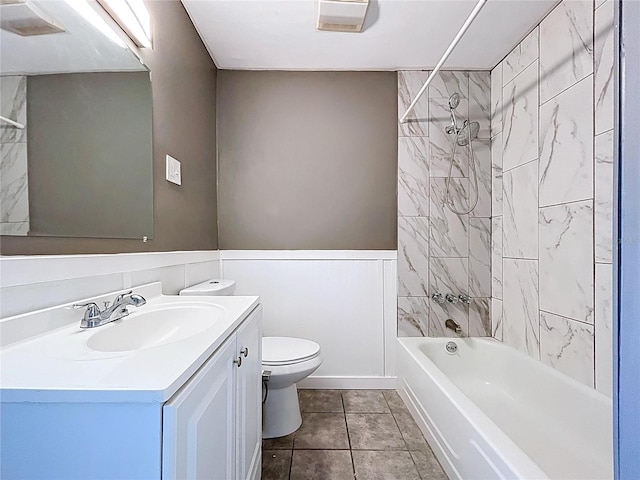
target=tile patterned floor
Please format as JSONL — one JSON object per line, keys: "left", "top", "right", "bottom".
{"left": 262, "top": 389, "right": 448, "bottom": 480}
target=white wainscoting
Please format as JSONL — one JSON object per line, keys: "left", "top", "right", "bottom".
{"left": 220, "top": 250, "right": 398, "bottom": 389}
{"left": 0, "top": 251, "right": 220, "bottom": 318}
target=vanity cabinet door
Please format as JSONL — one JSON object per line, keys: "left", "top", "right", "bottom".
{"left": 162, "top": 334, "right": 237, "bottom": 480}
{"left": 235, "top": 308, "right": 263, "bottom": 480}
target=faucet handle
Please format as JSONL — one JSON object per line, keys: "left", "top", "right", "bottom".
{"left": 73, "top": 302, "right": 101, "bottom": 321}
{"left": 114, "top": 290, "right": 133, "bottom": 303}
{"left": 431, "top": 293, "right": 445, "bottom": 304}
{"left": 445, "top": 293, "right": 458, "bottom": 304}
{"left": 458, "top": 294, "right": 471, "bottom": 305}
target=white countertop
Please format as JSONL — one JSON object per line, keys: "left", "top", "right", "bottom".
{"left": 0, "top": 283, "right": 260, "bottom": 403}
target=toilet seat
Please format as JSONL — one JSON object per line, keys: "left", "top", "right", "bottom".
{"left": 262, "top": 337, "right": 321, "bottom": 366}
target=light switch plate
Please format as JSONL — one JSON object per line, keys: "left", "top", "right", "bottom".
{"left": 165, "top": 154, "right": 181, "bottom": 185}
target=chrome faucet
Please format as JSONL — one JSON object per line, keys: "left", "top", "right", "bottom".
{"left": 74, "top": 291, "right": 146, "bottom": 328}
{"left": 445, "top": 293, "right": 458, "bottom": 304}
{"left": 445, "top": 318, "right": 462, "bottom": 335}
{"left": 458, "top": 294, "right": 471, "bottom": 305}
{"left": 431, "top": 292, "right": 445, "bottom": 304}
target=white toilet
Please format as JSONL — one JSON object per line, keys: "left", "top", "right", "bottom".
{"left": 179, "top": 279, "right": 323, "bottom": 439}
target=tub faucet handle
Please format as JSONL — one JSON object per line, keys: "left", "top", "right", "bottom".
{"left": 458, "top": 294, "right": 471, "bottom": 304}
{"left": 431, "top": 293, "right": 445, "bottom": 304}
{"left": 445, "top": 293, "right": 458, "bottom": 304}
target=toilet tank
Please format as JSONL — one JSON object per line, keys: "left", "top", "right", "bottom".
{"left": 179, "top": 279, "right": 236, "bottom": 296}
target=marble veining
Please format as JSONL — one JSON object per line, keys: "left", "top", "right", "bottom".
{"left": 398, "top": 297, "right": 429, "bottom": 337}
{"left": 539, "top": 200, "right": 594, "bottom": 324}
{"left": 398, "top": 217, "right": 430, "bottom": 296}
{"left": 398, "top": 136, "right": 430, "bottom": 217}
{"left": 0, "top": 142, "right": 29, "bottom": 224}
{"left": 503, "top": 27, "right": 539, "bottom": 85}
{"left": 503, "top": 258, "right": 540, "bottom": 359}
{"left": 0, "top": 76, "right": 27, "bottom": 144}
{"left": 595, "top": 263, "right": 612, "bottom": 395}
{"left": 429, "top": 98, "right": 469, "bottom": 178}
{"left": 594, "top": 0, "right": 614, "bottom": 135}
{"left": 502, "top": 61, "right": 539, "bottom": 171}
{"left": 491, "top": 298, "right": 503, "bottom": 341}
{"left": 398, "top": 71, "right": 430, "bottom": 137}
{"left": 430, "top": 178, "right": 469, "bottom": 257}
{"left": 503, "top": 160, "right": 538, "bottom": 259}
{"left": 539, "top": 0, "right": 593, "bottom": 104}
{"left": 491, "top": 217, "right": 503, "bottom": 299}
{"left": 539, "top": 76, "right": 594, "bottom": 207}
{"left": 470, "top": 138, "right": 492, "bottom": 218}
{"left": 469, "top": 71, "right": 491, "bottom": 140}
{"left": 595, "top": 131, "right": 614, "bottom": 263}
{"left": 491, "top": 132, "right": 503, "bottom": 217}
{"left": 490, "top": 63, "right": 503, "bottom": 137}
{"left": 469, "top": 218, "right": 491, "bottom": 298}
{"left": 429, "top": 71, "right": 468, "bottom": 99}
{"left": 429, "top": 257, "right": 469, "bottom": 296}
{"left": 539, "top": 311, "right": 595, "bottom": 387}
{"left": 469, "top": 298, "right": 491, "bottom": 337}
{"left": 0, "top": 222, "right": 29, "bottom": 235}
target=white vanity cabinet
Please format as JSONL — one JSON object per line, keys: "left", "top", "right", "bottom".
{"left": 162, "top": 308, "right": 262, "bottom": 480}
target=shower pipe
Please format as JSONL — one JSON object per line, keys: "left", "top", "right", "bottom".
{"left": 0, "top": 115, "right": 25, "bottom": 129}
{"left": 399, "top": 0, "right": 488, "bottom": 124}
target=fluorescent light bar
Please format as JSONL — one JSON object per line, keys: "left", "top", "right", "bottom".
{"left": 98, "top": 0, "right": 151, "bottom": 48}
{"left": 65, "top": 0, "right": 125, "bottom": 48}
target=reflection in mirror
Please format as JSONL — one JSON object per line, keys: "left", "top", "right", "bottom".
{"left": 0, "top": 0, "right": 153, "bottom": 239}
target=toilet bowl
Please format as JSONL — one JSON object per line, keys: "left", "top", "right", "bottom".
{"left": 178, "top": 279, "right": 323, "bottom": 439}
{"left": 262, "top": 336, "right": 322, "bottom": 439}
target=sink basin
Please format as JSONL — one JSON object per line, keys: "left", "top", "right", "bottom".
{"left": 86, "top": 303, "right": 224, "bottom": 352}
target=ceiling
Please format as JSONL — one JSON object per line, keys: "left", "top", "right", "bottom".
{"left": 181, "top": 0, "right": 559, "bottom": 71}
{"left": 0, "top": 0, "right": 145, "bottom": 76}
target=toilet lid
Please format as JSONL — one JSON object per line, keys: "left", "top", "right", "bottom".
{"left": 262, "top": 337, "right": 321, "bottom": 366}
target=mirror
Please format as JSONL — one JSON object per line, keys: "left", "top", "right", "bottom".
{"left": 0, "top": 0, "right": 153, "bottom": 239}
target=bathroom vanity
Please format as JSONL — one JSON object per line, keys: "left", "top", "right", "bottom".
{"left": 0, "top": 283, "right": 262, "bottom": 480}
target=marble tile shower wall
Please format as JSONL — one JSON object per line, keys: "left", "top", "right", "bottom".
{"left": 490, "top": 0, "right": 615, "bottom": 394}
{"left": 0, "top": 76, "right": 29, "bottom": 235}
{"left": 397, "top": 70, "right": 492, "bottom": 339}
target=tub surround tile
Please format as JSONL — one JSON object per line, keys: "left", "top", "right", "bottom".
{"left": 492, "top": 298, "right": 503, "bottom": 341}
{"left": 539, "top": 76, "right": 594, "bottom": 207}
{"left": 293, "top": 413, "right": 349, "bottom": 450}
{"left": 469, "top": 71, "right": 491, "bottom": 140}
{"left": 540, "top": 311, "right": 595, "bottom": 387}
{"left": 429, "top": 71, "right": 469, "bottom": 99}
{"left": 0, "top": 222, "right": 29, "bottom": 235}
{"left": 299, "top": 389, "right": 344, "bottom": 413}
{"left": 595, "top": 131, "right": 614, "bottom": 263}
{"left": 469, "top": 218, "right": 491, "bottom": 297}
{"left": 539, "top": 0, "right": 593, "bottom": 104}
{"left": 262, "top": 450, "right": 292, "bottom": 480}
{"left": 0, "top": 142, "right": 29, "bottom": 224}
{"left": 398, "top": 136, "right": 430, "bottom": 217}
{"left": 290, "top": 450, "right": 353, "bottom": 480}
{"left": 539, "top": 201, "right": 594, "bottom": 324}
{"left": 398, "top": 217, "right": 430, "bottom": 296}
{"left": 491, "top": 132, "right": 503, "bottom": 216}
{"left": 503, "top": 259, "right": 540, "bottom": 359}
{"left": 429, "top": 300, "right": 469, "bottom": 338}
{"left": 491, "top": 217, "right": 503, "bottom": 299}
{"left": 469, "top": 298, "right": 491, "bottom": 337}
{"left": 502, "top": 61, "right": 539, "bottom": 171}
{"left": 491, "top": 62, "right": 503, "bottom": 136}
{"left": 410, "top": 450, "right": 448, "bottom": 480}
{"left": 430, "top": 178, "right": 469, "bottom": 257}
{"left": 398, "top": 297, "right": 429, "bottom": 337}
{"left": 595, "top": 0, "right": 615, "bottom": 135}
{"left": 352, "top": 451, "right": 421, "bottom": 480}
{"left": 429, "top": 98, "right": 469, "bottom": 178}
{"left": 429, "top": 257, "right": 469, "bottom": 295}
{"left": 503, "top": 160, "right": 539, "bottom": 259}
{"left": 398, "top": 71, "right": 430, "bottom": 136}
{"left": 346, "top": 414, "right": 406, "bottom": 450}
{"left": 503, "top": 27, "right": 539, "bottom": 85}
{"left": 0, "top": 76, "right": 27, "bottom": 144}
{"left": 595, "top": 264, "right": 613, "bottom": 396}
{"left": 343, "top": 390, "right": 390, "bottom": 414}
{"left": 470, "top": 138, "right": 492, "bottom": 218}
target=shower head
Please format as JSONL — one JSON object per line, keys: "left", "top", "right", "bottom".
{"left": 448, "top": 93, "right": 461, "bottom": 110}
{"left": 457, "top": 121, "right": 479, "bottom": 146}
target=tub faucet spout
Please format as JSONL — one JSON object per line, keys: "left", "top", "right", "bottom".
{"left": 445, "top": 318, "right": 462, "bottom": 335}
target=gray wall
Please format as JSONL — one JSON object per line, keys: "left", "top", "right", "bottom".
{"left": 217, "top": 71, "right": 397, "bottom": 250}
{"left": 1, "top": 0, "right": 217, "bottom": 254}
{"left": 27, "top": 72, "right": 153, "bottom": 239}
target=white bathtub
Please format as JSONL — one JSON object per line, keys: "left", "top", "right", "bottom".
{"left": 397, "top": 337, "right": 613, "bottom": 480}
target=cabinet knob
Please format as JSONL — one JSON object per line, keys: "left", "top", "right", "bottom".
{"left": 234, "top": 356, "right": 243, "bottom": 367}
{"left": 240, "top": 347, "right": 249, "bottom": 358}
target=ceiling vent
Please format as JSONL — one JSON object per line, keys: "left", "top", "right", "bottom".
{"left": 0, "top": 0, "right": 66, "bottom": 36}
{"left": 317, "top": 0, "right": 369, "bottom": 33}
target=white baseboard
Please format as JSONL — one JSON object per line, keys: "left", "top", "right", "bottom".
{"left": 298, "top": 376, "right": 398, "bottom": 390}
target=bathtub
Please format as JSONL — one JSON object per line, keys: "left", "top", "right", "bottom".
{"left": 397, "top": 337, "right": 613, "bottom": 480}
